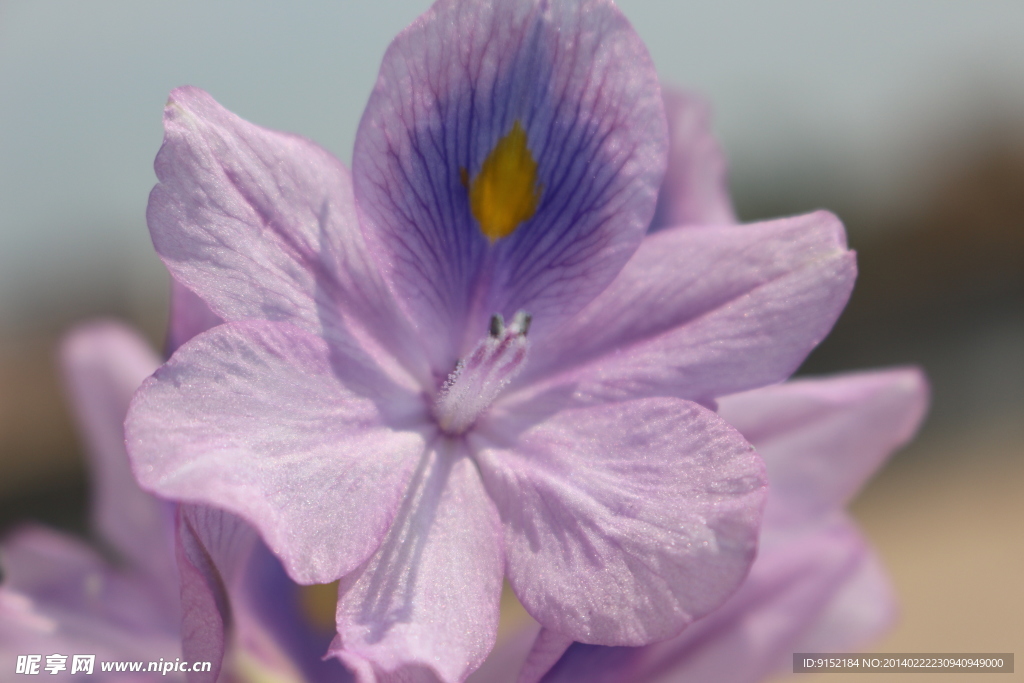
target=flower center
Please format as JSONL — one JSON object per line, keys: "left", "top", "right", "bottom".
{"left": 434, "top": 312, "right": 531, "bottom": 435}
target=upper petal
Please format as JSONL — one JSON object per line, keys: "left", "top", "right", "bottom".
{"left": 59, "top": 322, "right": 177, "bottom": 607}
{"left": 353, "top": 0, "right": 667, "bottom": 371}
{"left": 125, "top": 321, "right": 431, "bottom": 585}
{"left": 149, "top": 87, "right": 427, "bottom": 384}
{"left": 517, "top": 211, "right": 856, "bottom": 403}
{"left": 471, "top": 397, "right": 766, "bottom": 646}
{"left": 718, "top": 368, "right": 929, "bottom": 533}
{"left": 331, "top": 443, "right": 504, "bottom": 683}
{"left": 649, "top": 88, "right": 735, "bottom": 232}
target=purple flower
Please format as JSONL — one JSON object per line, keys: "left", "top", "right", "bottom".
{"left": 484, "top": 369, "right": 928, "bottom": 683}
{"left": 1, "top": 323, "right": 346, "bottom": 682}
{"left": 126, "top": 1, "right": 855, "bottom": 679}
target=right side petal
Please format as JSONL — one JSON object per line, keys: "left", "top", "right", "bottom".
{"left": 472, "top": 397, "right": 766, "bottom": 647}
{"left": 125, "top": 321, "right": 431, "bottom": 585}
{"left": 150, "top": 87, "right": 427, "bottom": 382}
{"left": 718, "top": 368, "right": 929, "bottom": 533}
{"left": 519, "top": 212, "right": 855, "bottom": 403}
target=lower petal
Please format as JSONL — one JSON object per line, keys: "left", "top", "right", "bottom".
{"left": 539, "top": 518, "right": 881, "bottom": 683}
{"left": 331, "top": 444, "right": 504, "bottom": 683}
{"left": 471, "top": 397, "right": 766, "bottom": 646}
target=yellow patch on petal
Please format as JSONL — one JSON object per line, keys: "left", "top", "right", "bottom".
{"left": 469, "top": 121, "right": 542, "bottom": 242}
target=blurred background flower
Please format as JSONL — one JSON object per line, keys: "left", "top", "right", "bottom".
{"left": 1, "top": 2, "right": 1021, "bottom": 680}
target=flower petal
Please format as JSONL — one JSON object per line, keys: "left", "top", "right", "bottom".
{"left": 167, "top": 277, "right": 223, "bottom": 355}
{"left": 149, "top": 86, "right": 426, "bottom": 383}
{"left": 331, "top": 444, "right": 504, "bottom": 683}
{"left": 649, "top": 88, "right": 735, "bottom": 231}
{"left": 471, "top": 397, "right": 766, "bottom": 646}
{"left": 518, "top": 211, "right": 855, "bottom": 403}
{"left": 353, "top": 0, "right": 667, "bottom": 369}
{"left": 59, "top": 322, "right": 177, "bottom": 606}
{"left": 718, "top": 368, "right": 929, "bottom": 533}
{"left": 790, "top": 530, "right": 897, "bottom": 654}
{"left": 125, "top": 321, "right": 430, "bottom": 584}
{"left": 179, "top": 504, "right": 351, "bottom": 683}
{"left": 176, "top": 505, "right": 259, "bottom": 683}
{"left": 537, "top": 518, "right": 876, "bottom": 683}
{"left": 0, "top": 525, "right": 180, "bottom": 660}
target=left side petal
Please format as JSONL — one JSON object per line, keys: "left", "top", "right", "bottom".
{"left": 59, "top": 322, "right": 177, "bottom": 605}
{"left": 354, "top": 0, "right": 667, "bottom": 368}
{"left": 150, "top": 87, "right": 426, "bottom": 381}
{"left": 126, "top": 321, "right": 430, "bottom": 585}
{"left": 649, "top": 88, "right": 735, "bottom": 232}
{"left": 518, "top": 212, "right": 855, "bottom": 403}
{"left": 718, "top": 368, "right": 929, "bottom": 532}
{"left": 0, "top": 525, "right": 180, "bottom": 659}
{"left": 331, "top": 444, "right": 504, "bottom": 683}
{"left": 471, "top": 397, "right": 766, "bottom": 646}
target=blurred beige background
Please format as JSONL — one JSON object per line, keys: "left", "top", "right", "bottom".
{"left": 1, "top": 1, "right": 1022, "bottom": 678}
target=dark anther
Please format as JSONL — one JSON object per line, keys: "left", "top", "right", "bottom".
{"left": 521, "top": 314, "right": 532, "bottom": 336}
{"left": 489, "top": 314, "right": 504, "bottom": 338}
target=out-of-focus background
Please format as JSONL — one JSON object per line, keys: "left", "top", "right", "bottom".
{"left": 1, "top": 1, "right": 1021, "bottom": 677}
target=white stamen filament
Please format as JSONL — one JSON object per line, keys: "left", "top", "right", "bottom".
{"left": 434, "top": 312, "right": 530, "bottom": 435}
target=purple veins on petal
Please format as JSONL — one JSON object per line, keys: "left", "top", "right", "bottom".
{"left": 354, "top": 0, "right": 667, "bottom": 367}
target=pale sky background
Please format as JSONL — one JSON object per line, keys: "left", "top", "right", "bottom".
{"left": 1, "top": 0, "right": 1023, "bottom": 327}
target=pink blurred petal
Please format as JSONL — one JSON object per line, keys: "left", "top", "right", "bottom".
{"left": 518, "top": 212, "right": 855, "bottom": 404}
{"left": 791, "top": 532, "right": 897, "bottom": 655}
{"left": 353, "top": 0, "right": 667, "bottom": 369}
{"left": 332, "top": 445, "right": 503, "bottom": 683}
{"left": 126, "top": 321, "right": 431, "bottom": 584}
{"left": 719, "top": 368, "right": 929, "bottom": 533}
{"left": 0, "top": 525, "right": 180, "bottom": 663}
{"left": 472, "top": 397, "right": 766, "bottom": 646}
{"left": 59, "top": 322, "right": 177, "bottom": 609}
{"left": 650, "top": 88, "right": 735, "bottom": 231}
